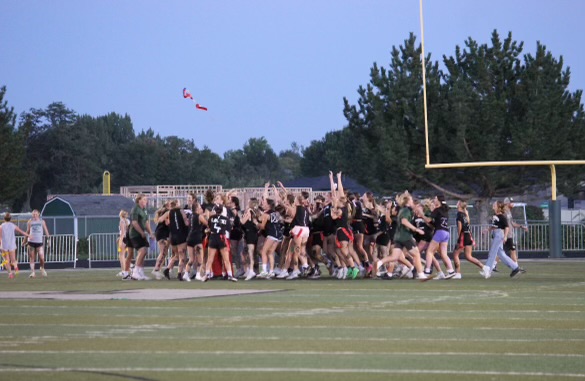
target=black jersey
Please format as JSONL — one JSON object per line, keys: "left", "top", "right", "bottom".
{"left": 456, "top": 211, "right": 470, "bottom": 234}
{"left": 265, "top": 210, "right": 283, "bottom": 240}
{"left": 362, "top": 206, "right": 377, "bottom": 235}
{"left": 323, "top": 205, "right": 335, "bottom": 235}
{"left": 188, "top": 212, "right": 204, "bottom": 235}
{"left": 169, "top": 208, "right": 188, "bottom": 236}
{"left": 491, "top": 213, "right": 508, "bottom": 230}
{"left": 430, "top": 207, "right": 449, "bottom": 231}
{"left": 311, "top": 209, "right": 325, "bottom": 233}
{"left": 334, "top": 206, "right": 349, "bottom": 230}
{"left": 293, "top": 205, "right": 310, "bottom": 228}
{"left": 209, "top": 206, "right": 230, "bottom": 236}
{"left": 229, "top": 209, "right": 244, "bottom": 241}
{"left": 352, "top": 200, "right": 363, "bottom": 220}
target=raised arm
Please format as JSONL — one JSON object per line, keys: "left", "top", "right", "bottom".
{"left": 336, "top": 172, "right": 344, "bottom": 196}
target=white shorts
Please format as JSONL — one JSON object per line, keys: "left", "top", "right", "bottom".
{"left": 291, "top": 226, "right": 310, "bottom": 239}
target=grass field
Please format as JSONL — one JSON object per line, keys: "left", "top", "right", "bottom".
{"left": 0, "top": 260, "right": 584, "bottom": 381}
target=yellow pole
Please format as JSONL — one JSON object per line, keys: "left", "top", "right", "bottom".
{"left": 550, "top": 164, "right": 556, "bottom": 201}
{"left": 419, "top": 0, "right": 430, "bottom": 166}
{"left": 103, "top": 171, "right": 111, "bottom": 195}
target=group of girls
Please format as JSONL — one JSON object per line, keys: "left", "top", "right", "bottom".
{"left": 115, "top": 173, "right": 525, "bottom": 282}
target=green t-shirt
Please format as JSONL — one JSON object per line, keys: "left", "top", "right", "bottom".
{"left": 394, "top": 207, "right": 414, "bottom": 243}
{"left": 129, "top": 205, "right": 148, "bottom": 239}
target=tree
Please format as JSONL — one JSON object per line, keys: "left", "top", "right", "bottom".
{"left": 0, "top": 86, "right": 27, "bottom": 210}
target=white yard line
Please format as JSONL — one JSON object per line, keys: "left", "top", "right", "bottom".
{"left": 0, "top": 367, "right": 582, "bottom": 378}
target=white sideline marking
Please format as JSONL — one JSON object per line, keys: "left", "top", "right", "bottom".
{"left": 0, "top": 367, "right": 583, "bottom": 378}
{"left": 0, "top": 289, "right": 279, "bottom": 301}
{"left": 0, "top": 350, "right": 583, "bottom": 358}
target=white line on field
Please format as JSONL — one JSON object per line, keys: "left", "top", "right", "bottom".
{"left": 0, "top": 350, "right": 583, "bottom": 358}
{"left": 0, "top": 367, "right": 583, "bottom": 378}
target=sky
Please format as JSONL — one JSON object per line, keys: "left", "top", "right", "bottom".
{"left": 1, "top": 0, "right": 584, "bottom": 156}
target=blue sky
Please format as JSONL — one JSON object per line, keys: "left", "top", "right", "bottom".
{"left": 1, "top": 0, "right": 584, "bottom": 156}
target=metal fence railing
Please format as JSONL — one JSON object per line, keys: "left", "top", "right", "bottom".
{"left": 447, "top": 222, "right": 585, "bottom": 253}
{"left": 87, "top": 233, "right": 164, "bottom": 268}
{"left": 11, "top": 235, "right": 78, "bottom": 267}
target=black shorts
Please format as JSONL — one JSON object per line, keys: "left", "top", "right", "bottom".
{"left": 351, "top": 221, "right": 365, "bottom": 235}
{"left": 457, "top": 232, "right": 473, "bottom": 248}
{"left": 230, "top": 229, "right": 243, "bottom": 241}
{"left": 376, "top": 233, "right": 390, "bottom": 247}
{"left": 170, "top": 232, "right": 187, "bottom": 246}
{"left": 208, "top": 234, "right": 229, "bottom": 250}
{"left": 335, "top": 227, "right": 354, "bottom": 247}
{"left": 28, "top": 242, "right": 43, "bottom": 249}
{"left": 187, "top": 231, "right": 204, "bottom": 247}
{"left": 130, "top": 236, "right": 150, "bottom": 250}
{"left": 311, "top": 232, "right": 323, "bottom": 247}
{"left": 504, "top": 238, "right": 516, "bottom": 252}
{"left": 244, "top": 230, "right": 258, "bottom": 246}
{"left": 394, "top": 239, "right": 416, "bottom": 251}
{"left": 155, "top": 230, "right": 169, "bottom": 242}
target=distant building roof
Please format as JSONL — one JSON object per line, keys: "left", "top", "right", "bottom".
{"left": 42, "top": 194, "right": 135, "bottom": 216}
{"left": 284, "top": 175, "right": 370, "bottom": 195}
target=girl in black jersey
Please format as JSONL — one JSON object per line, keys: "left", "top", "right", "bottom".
{"left": 420, "top": 195, "right": 456, "bottom": 279}
{"left": 279, "top": 194, "right": 311, "bottom": 279}
{"left": 202, "top": 194, "right": 237, "bottom": 282}
{"left": 257, "top": 198, "right": 283, "bottom": 279}
{"left": 481, "top": 201, "right": 524, "bottom": 279}
{"left": 361, "top": 192, "right": 379, "bottom": 265}
{"left": 330, "top": 171, "right": 359, "bottom": 280}
{"left": 241, "top": 198, "right": 261, "bottom": 280}
{"left": 451, "top": 200, "right": 483, "bottom": 278}
{"left": 162, "top": 200, "right": 189, "bottom": 281}
{"left": 228, "top": 196, "right": 245, "bottom": 279}
{"left": 186, "top": 202, "right": 207, "bottom": 281}
{"left": 151, "top": 202, "right": 170, "bottom": 280}
{"left": 350, "top": 193, "right": 371, "bottom": 274}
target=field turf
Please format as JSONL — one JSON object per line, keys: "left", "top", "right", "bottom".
{"left": 0, "top": 260, "right": 584, "bottom": 381}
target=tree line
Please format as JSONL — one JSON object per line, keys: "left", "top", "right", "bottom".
{"left": 1, "top": 30, "right": 584, "bottom": 215}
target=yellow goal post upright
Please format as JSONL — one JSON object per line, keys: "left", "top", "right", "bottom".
{"left": 418, "top": 0, "right": 585, "bottom": 258}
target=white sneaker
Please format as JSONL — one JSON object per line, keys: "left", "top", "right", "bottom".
{"left": 257, "top": 271, "right": 268, "bottom": 279}
{"left": 417, "top": 272, "right": 428, "bottom": 280}
{"left": 40, "top": 268, "right": 47, "bottom": 277}
{"left": 400, "top": 266, "right": 413, "bottom": 279}
{"left": 116, "top": 271, "right": 124, "bottom": 277}
{"left": 480, "top": 265, "right": 492, "bottom": 279}
{"left": 267, "top": 271, "right": 275, "bottom": 279}
{"left": 444, "top": 271, "right": 457, "bottom": 280}
{"left": 273, "top": 267, "right": 282, "bottom": 276}
{"left": 131, "top": 273, "right": 142, "bottom": 280}
{"left": 331, "top": 267, "right": 339, "bottom": 278}
{"left": 195, "top": 272, "right": 202, "bottom": 281}
{"left": 29, "top": 272, "right": 36, "bottom": 278}
{"left": 183, "top": 272, "right": 191, "bottom": 282}
{"left": 245, "top": 270, "right": 256, "bottom": 281}
{"left": 434, "top": 271, "right": 445, "bottom": 280}
{"left": 336, "top": 267, "right": 344, "bottom": 280}
{"left": 152, "top": 270, "right": 163, "bottom": 280}
{"left": 286, "top": 270, "right": 300, "bottom": 280}
{"left": 452, "top": 273, "right": 462, "bottom": 279}
{"left": 277, "top": 270, "right": 289, "bottom": 279}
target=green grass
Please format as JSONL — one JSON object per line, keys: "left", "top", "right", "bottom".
{"left": 0, "top": 260, "right": 584, "bottom": 381}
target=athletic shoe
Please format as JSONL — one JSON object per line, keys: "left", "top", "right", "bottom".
{"left": 380, "top": 273, "right": 393, "bottom": 280}
{"left": 276, "top": 270, "right": 289, "bottom": 279}
{"left": 492, "top": 266, "right": 499, "bottom": 273}
{"left": 227, "top": 275, "right": 238, "bottom": 282}
{"left": 350, "top": 267, "right": 359, "bottom": 279}
{"left": 235, "top": 268, "right": 246, "bottom": 279}
{"left": 336, "top": 267, "right": 344, "bottom": 280}
{"left": 29, "top": 272, "right": 36, "bottom": 278}
{"left": 400, "top": 266, "right": 412, "bottom": 279}
{"left": 286, "top": 271, "right": 299, "bottom": 280}
{"left": 131, "top": 273, "right": 142, "bottom": 280}
{"left": 444, "top": 271, "right": 457, "bottom": 280}
{"left": 177, "top": 273, "right": 184, "bottom": 281}
{"left": 342, "top": 267, "right": 349, "bottom": 279}
{"left": 300, "top": 266, "right": 309, "bottom": 277}
{"left": 309, "top": 267, "right": 321, "bottom": 279}
{"left": 195, "top": 272, "right": 202, "bottom": 281}
{"left": 266, "top": 271, "right": 276, "bottom": 279}
{"left": 510, "top": 267, "right": 525, "bottom": 278}
{"left": 40, "top": 268, "right": 47, "bottom": 277}
{"left": 452, "top": 273, "right": 462, "bottom": 279}
{"left": 358, "top": 266, "right": 366, "bottom": 278}
{"left": 417, "top": 272, "right": 429, "bottom": 280}
{"left": 116, "top": 271, "right": 124, "bottom": 277}
{"left": 183, "top": 272, "right": 191, "bottom": 282}
{"left": 365, "top": 264, "right": 373, "bottom": 278}
{"left": 163, "top": 268, "right": 171, "bottom": 280}
{"left": 257, "top": 271, "right": 268, "bottom": 279}
{"left": 273, "top": 267, "right": 282, "bottom": 276}
{"left": 434, "top": 271, "right": 445, "bottom": 280}
{"left": 245, "top": 270, "right": 256, "bottom": 281}
{"left": 122, "top": 272, "right": 131, "bottom": 281}
{"left": 8, "top": 273, "right": 14, "bottom": 279}
{"left": 331, "top": 267, "right": 339, "bottom": 278}
{"left": 480, "top": 265, "right": 492, "bottom": 279}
